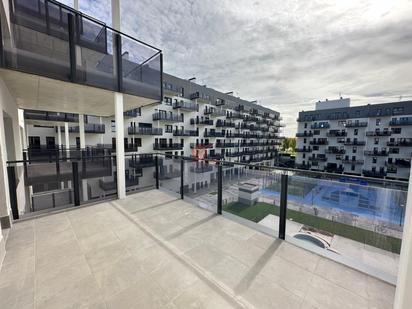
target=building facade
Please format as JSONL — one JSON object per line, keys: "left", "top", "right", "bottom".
{"left": 25, "top": 73, "right": 284, "bottom": 166}
{"left": 295, "top": 98, "right": 412, "bottom": 180}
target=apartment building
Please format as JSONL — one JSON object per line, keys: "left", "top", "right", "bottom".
{"left": 295, "top": 98, "right": 412, "bottom": 180}
{"left": 25, "top": 72, "right": 284, "bottom": 165}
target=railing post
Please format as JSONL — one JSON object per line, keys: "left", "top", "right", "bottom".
{"left": 72, "top": 161, "right": 80, "bottom": 206}
{"left": 7, "top": 166, "right": 19, "bottom": 220}
{"left": 68, "top": 13, "right": 77, "bottom": 82}
{"left": 217, "top": 163, "right": 223, "bottom": 214}
{"left": 279, "top": 173, "right": 288, "bottom": 240}
{"left": 115, "top": 33, "right": 123, "bottom": 92}
{"left": 155, "top": 155, "right": 159, "bottom": 189}
{"left": 180, "top": 158, "right": 184, "bottom": 199}
{"left": 22, "top": 152, "right": 28, "bottom": 184}
{"left": 56, "top": 149, "right": 60, "bottom": 182}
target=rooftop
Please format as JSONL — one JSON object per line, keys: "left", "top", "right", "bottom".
{"left": 0, "top": 189, "right": 395, "bottom": 309}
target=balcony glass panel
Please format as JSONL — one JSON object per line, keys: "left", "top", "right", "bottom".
{"left": 125, "top": 154, "right": 156, "bottom": 195}
{"left": 158, "top": 155, "right": 182, "bottom": 196}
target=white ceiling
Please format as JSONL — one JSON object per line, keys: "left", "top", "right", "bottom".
{"left": 0, "top": 69, "right": 157, "bottom": 117}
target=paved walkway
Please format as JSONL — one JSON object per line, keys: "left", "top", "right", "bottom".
{"left": 0, "top": 189, "right": 395, "bottom": 308}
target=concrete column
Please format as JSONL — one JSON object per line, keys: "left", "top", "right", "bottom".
{"left": 73, "top": 0, "right": 79, "bottom": 10}
{"left": 78, "top": 115, "right": 86, "bottom": 149}
{"left": 394, "top": 169, "right": 412, "bottom": 308}
{"left": 115, "top": 93, "right": 126, "bottom": 199}
{"left": 64, "top": 122, "right": 70, "bottom": 157}
{"left": 111, "top": 0, "right": 121, "bottom": 31}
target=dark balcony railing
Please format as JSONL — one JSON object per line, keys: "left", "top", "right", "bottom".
{"left": 153, "top": 143, "right": 183, "bottom": 150}
{"left": 295, "top": 148, "right": 312, "bottom": 153}
{"left": 386, "top": 159, "right": 411, "bottom": 168}
{"left": 204, "top": 131, "right": 225, "bottom": 138}
{"left": 124, "top": 108, "right": 141, "bottom": 118}
{"left": 343, "top": 140, "right": 366, "bottom": 146}
{"left": 152, "top": 112, "right": 183, "bottom": 122}
{"left": 190, "top": 143, "right": 213, "bottom": 149}
{"left": 366, "top": 131, "right": 391, "bottom": 137}
{"left": 225, "top": 152, "right": 242, "bottom": 157}
{"left": 204, "top": 108, "right": 226, "bottom": 117}
{"left": 309, "top": 139, "right": 328, "bottom": 145}
{"left": 129, "top": 155, "right": 155, "bottom": 168}
{"left": 325, "top": 148, "right": 345, "bottom": 154}
{"left": 215, "top": 142, "right": 238, "bottom": 148}
{"left": 226, "top": 112, "right": 243, "bottom": 119}
{"left": 190, "top": 118, "right": 213, "bottom": 125}
{"left": 3, "top": 0, "right": 162, "bottom": 100}
{"left": 327, "top": 130, "right": 347, "bottom": 137}
{"left": 25, "top": 110, "right": 78, "bottom": 122}
{"left": 308, "top": 156, "right": 327, "bottom": 162}
{"left": 363, "top": 169, "right": 387, "bottom": 178}
{"left": 296, "top": 132, "right": 313, "bottom": 137}
{"left": 172, "top": 101, "right": 199, "bottom": 111}
{"left": 216, "top": 120, "right": 236, "bottom": 128}
{"left": 311, "top": 123, "right": 330, "bottom": 129}
{"left": 128, "top": 127, "right": 163, "bottom": 135}
{"left": 345, "top": 122, "right": 368, "bottom": 128}
{"left": 205, "top": 153, "right": 224, "bottom": 160}
{"left": 59, "top": 124, "right": 105, "bottom": 134}
{"left": 389, "top": 119, "right": 412, "bottom": 126}
{"left": 364, "top": 150, "right": 388, "bottom": 156}
{"left": 342, "top": 159, "right": 364, "bottom": 165}
{"left": 173, "top": 129, "right": 199, "bottom": 137}
{"left": 387, "top": 140, "right": 412, "bottom": 147}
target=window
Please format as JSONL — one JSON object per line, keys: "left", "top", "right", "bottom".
{"left": 165, "top": 125, "right": 172, "bottom": 133}
{"left": 392, "top": 128, "right": 401, "bottom": 134}
{"left": 376, "top": 118, "right": 381, "bottom": 126}
{"left": 164, "top": 97, "right": 172, "bottom": 105}
{"left": 314, "top": 130, "right": 320, "bottom": 136}
{"left": 374, "top": 138, "right": 379, "bottom": 145}
{"left": 134, "top": 138, "right": 142, "bottom": 147}
{"left": 372, "top": 157, "right": 377, "bottom": 164}
{"left": 393, "top": 107, "right": 404, "bottom": 115}
{"left": 303, "top": 138, "right": 307, "bottom": 144}
{"left": 351, "top": 165, "right": 355, "bottom": 171}
{"left": 303, "top": 153, "right": 306, "bottom": 159}
{"left": 304, "top": 123, "right": 307, "bottom": 129}
{"left": 391, "top": 148, "right": 399, "bottom": 154}
{"left": 377, "top": 109, "right": 382, "bottom": 116}
{"left": 356, "top": 111, "right": 360, "bottom": 117}
{"left": 354, "top": 129, "right": 358, "bottom": 136}
{"left": 353, "top": 147, "right": 357, "bottom": 154}
{"left": 111, "top": 120, "right": 116, "bottom": 132}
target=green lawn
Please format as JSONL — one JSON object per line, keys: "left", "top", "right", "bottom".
{"left": 223, "top": 201, "right": 402, "bottom": 254}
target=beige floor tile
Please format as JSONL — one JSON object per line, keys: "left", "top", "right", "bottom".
{"left": 85, "top": 241, "right": 130, "bottom": 274}
{"left": 275, "top": 242, "right": 321, "bottom": 272}
{"left": 304, "top": 275, "right": 368, "bottom": 309}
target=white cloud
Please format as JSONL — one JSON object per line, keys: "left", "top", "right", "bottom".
{"left": 74, "top": 0, "right": 412, "bottom": 135}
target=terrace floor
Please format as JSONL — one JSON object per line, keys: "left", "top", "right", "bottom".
{"left": 0, "top": 189, "right": 395, "bottom": 309}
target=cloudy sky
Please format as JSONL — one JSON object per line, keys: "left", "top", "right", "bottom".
{"left": 63, "top": 0, "right": 412, "bottom": 135}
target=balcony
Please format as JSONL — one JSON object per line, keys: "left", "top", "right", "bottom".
{"left": 214, "top": 98, "right": 225, "bottom": 106}
{"left": 226, "top": 112, "right": 243, "bottom": 119}
{"left": 205, "top": 153, "right": 224, "bottom": 160}
{"left": 128, "top": 126, "right": 163, "bottom": 135}
{"left": 386, "top": 159, "right": 411, "bottom": 168}
{"left": 124, "top": 108, "right": 141, "bottom": 118}
{"left": 366, "top": 131, "right": 392, "bottom": 137}
{"left": 190, "top": 118, "right": 213, "bottom": 125}
{"left": 215, "top": 142, "right": 238, "bottom": 148}
{"left": 309, "top": 139, "right": 328, "bottom": 145}
{"left": 172, "top": 101, "right": 199, "bottom": 111}
{"left": 344, "top": 140, "right": 366, "bottom": 146}
{"left": 308, "top": 155, "right": 327, "bottom": 162}
{"left": 216, "top": 120, "right": 236, "bottom": 128}
{"left": 327, "top": 130, "right": 347, "bottom": 137}
{"left": 60, "top": 123, "right": 105, "bottom": 134}
{"left": 153, "top": 143, "right": 183, "bottom": 150}
{"left": 364, "top": 150, "right": 388, "bottom": 156}
{"left": 389, "top": 118, "right": 412, "bottom": 126}
{"left": 345, "top": 122, "right": 368, "bottom": 128}
{"left": 190, "top": 143, "right": 214, "bottom": 149}
{"left": 173, "top": 129, "right": 199, "bottom": 137}
{"left": 152, "top": 112, "right": 183, "bottom": 122}
{"left": 1, "top": 0, "right": 162, "bottom": 115}
{"left": 342, "top": 159, "right": 364, "bottom": 165}
{"left": 295, "top": 148, "right": 312, "bottom": 153}
{"left": 225, "top": 151, "right": 242, "bottom": 157}
{"left": 296, "top": 132, "right": 313, "bottom": 137}
{"left": 3, "top": 185, "right": 394, "bottom": 309}
{"left": 129, "top": 155, "right": 156, "bottom": 168}
{"left": 24, "top": 110, "right": 78, "bottom": 122}
{"left": 204, "top": 108, "right": 226, "bottom": 117}
{"left": 204, "top": 130, "right": 225, "bottom": 138}
{"left": 363, "top": 169, "right": 387, "bottom": 177}
{"left": 387, "top": 139, "right": 412, "bottom": 147}
{"left": 311, "top": 123, "right": 330, "bottom": 129}
{"left": 325, "top": 147, "right": 345, "bottom": 154}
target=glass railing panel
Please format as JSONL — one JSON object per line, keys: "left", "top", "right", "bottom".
{"left": 121, "top": 34, "right": 161, "bottom": 100}
{"left": 158, "top": 155, "right": 182, "bottom": 197}
{"left": 286, "top": 175, "right": 405, "bottom": 278}
{"left": 184, "top": 159, "right": 218, "bottom": 212}
{"left": 76, "top": 22, "right": 117, "bottom": 91}
{"left": 125, "top": 154, "right": 156, "bottom": 195}
{"left": 221, "top": 164, "right": 282, "bottom": 235}
{"left": 5, "top": 0, "right": 72, "bottom": 81}
{"left": 78, "top": 155, "right": 117, "bottom": 203}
